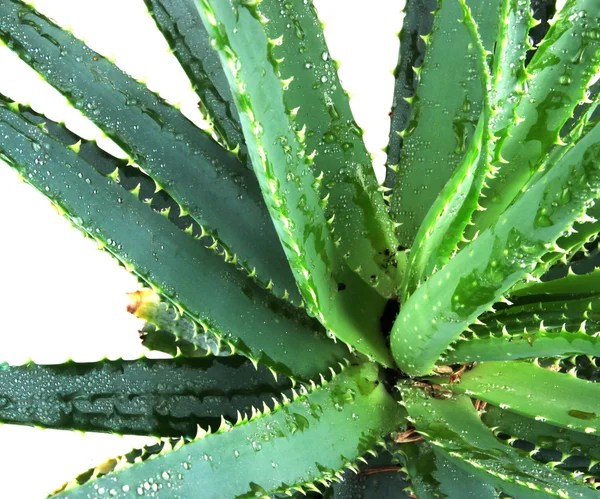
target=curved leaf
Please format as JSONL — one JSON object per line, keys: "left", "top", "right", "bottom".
{"left": 482, "top": 404, "right": 600, "bottom": 465}
{"left": 0, "top": 96, "right": 348, "bottom": 381}
{"left": 256, "top": 0, "right": 403, "bottom": 297}
{"left": 393, "top": 441, "right": 500, "bottom": 499}
{"left": 0, "top": 0, "right": 301, "bottom": 302}
{"left": 467, "top": 0, "right": 600, "bottom": 240}
{"left": 392, "top": 114, "right": 600, "bottom": 375}
{"left": 194, "top": 0, "right": 393, "bottom": 365}
{"left": 55, "top": 363, "right": 403, "bottom": 498}
{"left": 449, "top": 361, "right": 600, "bottom": 435}
{"left": 385, "top": 0, "right": 434, "bottom": 190}
{"left": 389, "top": 0, "right": 502, "bottom": 246}
{"left": 143, "top": 0, "right": 245, "bottom": 155}
{"left": 400, "top": 384, "right": 597, "bottom": 498}
{"left": 402, "top": 0, "right": 494, "bottom": 299}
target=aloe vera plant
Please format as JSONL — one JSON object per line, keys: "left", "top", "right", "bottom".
{"left": 3, "top": 0, "right": 600, "bottom": 496}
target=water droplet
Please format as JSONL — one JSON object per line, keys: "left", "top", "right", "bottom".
{"left": 323, "top": 132, "right": 336, "bottom": 143}
{"left": 559, "top": 75, "right": 571, "bottom": 85}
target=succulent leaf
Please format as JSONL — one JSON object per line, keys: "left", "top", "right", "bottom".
{"left": 401, "top": 0, "right": 494, "bottom": 299}
{"left": 0, "top": 0, "right": 301, "bottom": 303}
{"left": 385, "top": 0, "right": 434, "bottom": 191}
{"left": 0, "top": 356, "right": 290, "bottom": 437}
{"left": 391, "top": 114, "right": 600, "bottom": 375}
{"left": 510, "top": 267, "right": 600, "bottom": 299}
{"left": 449, "top": 361, "right": 600, "bottom": 435}
{"left": 445, "top": 329, "right": 600, "bottom": 363}
{"left": 489, "top": 0, "right": 533, "bottom": 139}
{"left": 482, "top": 404, "right": 600, "bottom": 467}
{"left": 194, "top": 0, "right": 393, "bottom": 365}
{"left": 143, "top": 0, "right": 245, "bottom": 156}
{"left": 400, "top": 384, "right": 598, "bottom": 498}
{"left": 466, "top": 0, "right": 600, "bottom": 240}
{"left": 393, "top": 441, "right": 500, "bottom": 498}
{"left": 389, "top": 0, "right": 502, "bottom": 247}
{"left": 128, "top": 290, "right": 229, "bottom": 357}
{"left": 54, "top": 363, "right": 402, "bottom": 498}
{"left": 0, "top": 95, "right": 348, "bottom": 381}
{"left": 255, "top": 0, "right": 404, "bottom": 297}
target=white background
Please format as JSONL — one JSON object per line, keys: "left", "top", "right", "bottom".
{"left": 0, "top": 0, "right": 402, "bottom": 496}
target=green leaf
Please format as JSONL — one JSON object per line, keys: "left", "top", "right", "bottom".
{"left": 385, "top": 0, "right": 433, "bottom": 190}
{"left": 54, "top": 363, "right": 403, "bottom": 498}
{"left": 143, "top": 0, "right": 245, "bottom": 156}
{"left": 444, "top": 329, "right": 600, "bottom": 364}
{"left": 449, "top": 361, "right": 600, "bottom": 435}
{"left": 443, "top": 288, "right": 600, "bottom": 362}
{"left": 194, "top": 0, "right": 393, "bottom": 366}
{"left": 0, "top": 0, "right": 301, "bottom": 303}
{"left": 510, "top": 267, "right": 600, "bottom": 300}
{"left": 482, "top": 404, "right": 600, "bottom": 464}
{"left": 401, "top": 0, "right": 494, "bottom": 299}
{"left": 389, "top": 0, "right": 502, "bottom": 247}
{"left": 391, "top": 113, "right": 600, "bottom": 375}
{"left": 255, "top": 0, "right": 403, "bottom": 297}
{"left": 0, "top": 96, "right": 348, "bottom": 381}
{"left": 509, "top": 103, "right": 600, "bottom": 281}
{"left": 129, "top": 290, "right": 228, "bottom": 357}
{"left": 400, "top": 384, "right": 598, "bottom": 498}
{"left": 489, "top": 0, "right": 533, "bottom": 139}
{"left": 393, "top": 441, "right": 500, "bottom": 499}
{"left": 0, "top": 356, "right": 290, "bottom": 437}
{"left": 324, "top": 449, "right": 411, "bottom": 499}
{"left": 466, "top": 0, "right": 600, "bottom": 241}
{"left": 138, "top": 324, "right": 214, "bottom": 358}
{"left": 130, "top": 292, "right": 225, "bottom": 358}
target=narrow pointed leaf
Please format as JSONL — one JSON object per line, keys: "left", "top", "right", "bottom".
{"left": 393, "top": 441, "right": 500, "bottom": 499}
{"left": 389, "top": 0, "right": 502, "bottom": 246}
{"left": 385, "top": 0, "right": 434, "bottom": 190}
{"left": 0, "top": 0, "right": 301, "bottom": 302}
{"left": 489, "top": 0, "right": 533, "bottom": 138}
{"left": 467, "top": 0, "right": 600, "bottom": 240}
{"left": 482, "top": 404, "right": 600, "bottom": 464}
{"left": 143, "top": 0, "right": 245, "bottom": 155}
{"left": 194, "top": 0, "right": 393, "bottom": 365}
{"left": 255, "top": 0, "right": 403, "bottom": 296}
{"left": 444, "top": 329, "right": 600, "bottom": 363}
{"left": 511, "top": 267, "right": 600, "bottom": 299}
{"left": 129, "top": 290, "right": 229, "bottom": 357}
{"left": 400, "top": 385, "right": 598, "bottom": 498}
{"left": 0, "top": 96, "right": 348, "bottom": 381}
{"left": 0, "top": 357, "right": 290, "bottom": 437}
{"left": 402, "top": 0, "right": 493, "bottom": 299}
{"left": 449, "top": 361, "right": 600, "bottom": 435}
{"left": 139, "top": 324, "right": 215, "bottom": 358}
{"left": 391, "top": 114, "right": 600, "bottom": 375}
{"left": 55, "top": 363, "right": 403, "bottom": 498}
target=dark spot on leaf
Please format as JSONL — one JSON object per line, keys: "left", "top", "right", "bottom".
{"left": 568, "top": 410, "right": 596, "bottom": 420}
